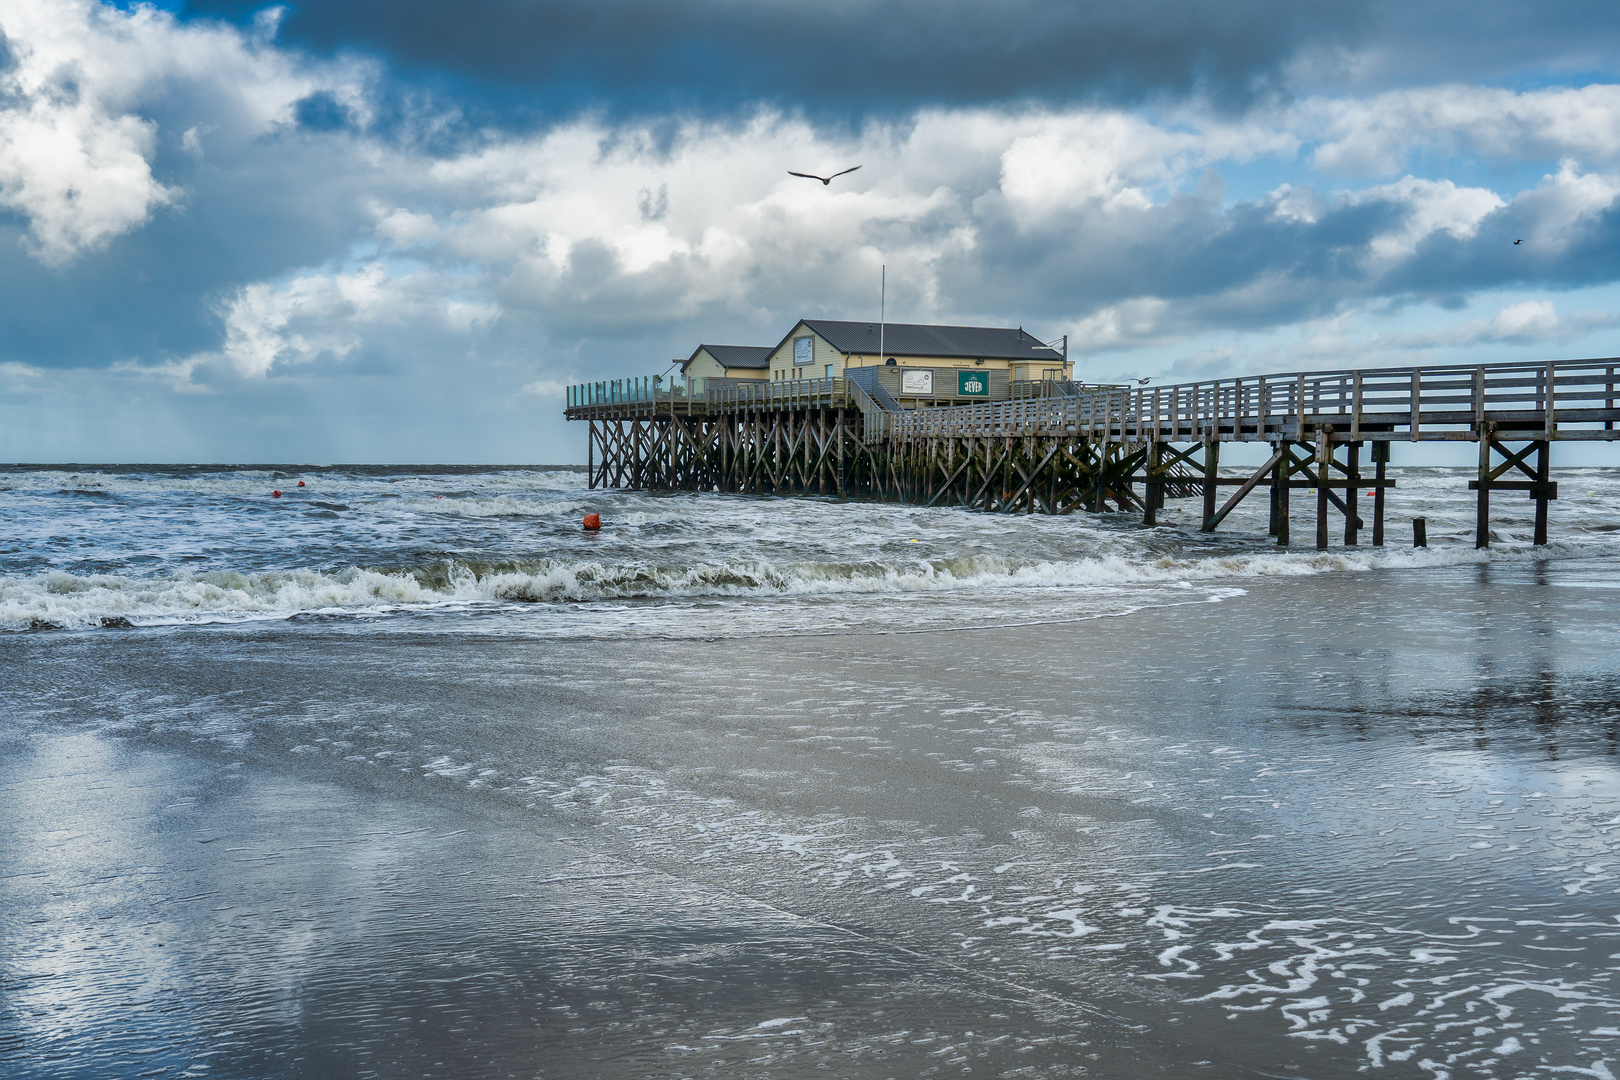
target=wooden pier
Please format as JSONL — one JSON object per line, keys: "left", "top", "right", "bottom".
{"left": 566, "top": 358, "right": 1620, "bottom": 549}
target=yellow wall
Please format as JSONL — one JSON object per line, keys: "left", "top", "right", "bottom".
{"left": 687, "top": 348, "right": 769, "bottom": 380}
{"left": 844, "top": 354, "right": 1071, "bottom": 379}
{"left": 684, "top": 349, "right": 727, "bottom": 379}
{"left": 767, "top": 326, "right": 844, "bottom": 380}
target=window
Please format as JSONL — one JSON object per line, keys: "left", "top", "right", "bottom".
{"left": 825, "top": 364, "right": 834, "bottom": 378}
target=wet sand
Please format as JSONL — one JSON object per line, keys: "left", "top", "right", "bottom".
{"left": 4, "top": 562, "right": 1619, "bottom": 1078}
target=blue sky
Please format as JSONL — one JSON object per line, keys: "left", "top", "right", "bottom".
{"left": 2, "top": 0, "right": 1620, "bottom": 463}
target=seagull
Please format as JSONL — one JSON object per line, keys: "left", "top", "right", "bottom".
{"left": 788, "top": 165, "right": 862, "bottom": 186}
{"left": 1134, "top": 376, "right": 1152, "bottom": 385}
{"left": 1514, "top": 239, "right": 1523, "bottom": 245}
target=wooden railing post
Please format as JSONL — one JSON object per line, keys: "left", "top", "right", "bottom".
{"left": 1296, "top": 374, "right": 1306, "bottom": 442}
{"left": 1350, "top": 372, "right": 1362, "bottom": 442}
{"left": 1410, "top": 369, "right": 1421, "bottom": 441}
{"left": 1545, "top": 361, "right": 1557, "bottom": 439}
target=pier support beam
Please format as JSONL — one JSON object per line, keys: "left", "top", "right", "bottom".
{"left": 1535, "top": 439, "right": 1551, "bottom": 546}
{"left": 1202, "top": 440, "right": 1220, "bottom": 527}
{"left": 1372, "top": 442, "right": 1388, "bottom": 546}
{"left": 1344, "top": 442, "right": 1361, "bottom": 546}
{"left": 1275, "top": 443, "right": 1291, "bottom": 546}
{"left": 1471, "top": 433, "right": 1557, "bottom": 548}
{"left": 1143, "top": 442, "right": 1163, "bottom": 526}
{"left": 1316, "top": 428, "right": 1332, "bottom": 551}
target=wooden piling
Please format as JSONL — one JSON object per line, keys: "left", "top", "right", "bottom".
{"left": 1372, "top": 441, "right": 1388, "bottom": 547}
{"left": 1201, "top": 440, "right": 1220, "bottom": 526}
{"left": 1275, "top": 444, "right": 1292, "bottom": 546}
{"left": 1534, "top": 440, "right": 1551, "bottom": 546}
{"left": 1344, "top": 442, "right": 1360, "bottom": 547}
{"left": 1316, "top": 428, "right": 1331, "bottom": 551}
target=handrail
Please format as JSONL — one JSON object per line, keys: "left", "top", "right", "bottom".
{"left": 875, "top": 357, "right": 1620, "bottom": 443}
{"left": 563, "top": 357, "right": 1620, "bottom": 443}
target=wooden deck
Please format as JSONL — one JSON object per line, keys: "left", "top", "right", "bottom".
{"left": 565, "top": 357, "right": 1620, "bottom": 549}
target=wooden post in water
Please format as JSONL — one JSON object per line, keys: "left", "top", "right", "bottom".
{"left": 1091, "top": 440, "right": 1106, "bottom": 513}
{"left": 587, "top": 419, "right": 597, "bottom": 489}
{"left": 1372, "top": 441, "right": 1388, "bottom": 546}
{"left": 1275, "top": 444, "right": 1291, "bottom": 546}
{"left": 1202, "top": 440, "right": 1220, "bottom": 527}
{"left": 1476, "top": 423, "right": 1493, "bottom": 549}
{"left": 1316, "top": 427, "right": 1331, "bottom": 551}
{"left": 1344, "top": 442, "right": 1361, "bottom": 546}
{"left": 1534, "top": 440, "right": 1551, "bottom": 546}
{"left": 1143, "top": 442, "right": 1162, "bottom": 526}
{"left": 1413, "top": 516, "right": 1427, "bottom": 547}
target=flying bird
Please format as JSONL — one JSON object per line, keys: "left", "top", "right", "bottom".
{"left": 1134, "top": 377, "right": 1153, "bottom": 385}
{"left": 1514, "top": 239, "right": 1523, "bottom": 244}
{"left": 788, "top": 166, "right": 862, "bottom": 186}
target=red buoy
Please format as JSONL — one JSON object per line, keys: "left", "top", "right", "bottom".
{"left": 583, "top": 513, "right": 601, "bottom": 531}
{"left": 296, "top": 480, "right": 306, "bottom": 487}
{"left": 272, "top": 490, "right": 282, "bottom": 498}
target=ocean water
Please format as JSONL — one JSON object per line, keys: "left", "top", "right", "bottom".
{"left": 4, "top": 464, "right": 1620, "bottom": 1079}
{"left": 4, "top": 463, "right": 1619, "bottom": 638}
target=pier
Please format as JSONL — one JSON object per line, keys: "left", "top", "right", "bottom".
{"left": 566, "top": 358, "right": 1620, "bottom": 549}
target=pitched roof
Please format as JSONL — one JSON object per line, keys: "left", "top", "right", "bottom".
{"left": 683, "top": 344, "right": 773, "bottom": 372}
{"left": 800, "top": 320, "right": 1065, "bottom": 362}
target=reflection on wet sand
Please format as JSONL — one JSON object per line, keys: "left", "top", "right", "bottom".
{"left": 4, "top": 563, "right": 1619, "bottom": 1078}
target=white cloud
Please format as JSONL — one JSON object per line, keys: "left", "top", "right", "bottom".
{"left": 187, "top": 262, "right": 499, "bottom": 379}
{"left": 0, "top": 0, "right": 366, "bottom": 264}
{"left": 1306, "top": 84, "right": 1620, "bottom": 177}
{"left": 1510, "top": 160, "right": 1620, "bottom": 249}
{"left": 1355, "top": 176, "right": 1505, "bottom": 261}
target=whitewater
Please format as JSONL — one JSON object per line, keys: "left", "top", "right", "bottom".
{"left": 5, "top": 463, "right": 1619, "bottom": 637}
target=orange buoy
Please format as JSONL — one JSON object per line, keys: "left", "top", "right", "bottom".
{"left": 272, "top": 490, "right": 282, "bottom": 498}
{"left": 583, "top": 513, "right": 601, "bottom": 531}
{"left": 296, "top": 480, "right": 306, "bottom": 487}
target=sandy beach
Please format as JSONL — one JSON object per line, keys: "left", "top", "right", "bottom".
{"left": 6, "top": 561, "right": 1619, "bottom": 1078}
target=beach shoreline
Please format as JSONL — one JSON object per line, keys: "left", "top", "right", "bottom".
{"left": 6, "top": 564, "right": 1619, "bottom": 1077}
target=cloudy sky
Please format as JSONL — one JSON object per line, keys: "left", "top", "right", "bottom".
{"left": 2, "top": 0, "right": 1619, "bottom": 462}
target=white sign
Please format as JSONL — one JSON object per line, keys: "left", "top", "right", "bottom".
{"left": 793, "top": 337, "right": 812, "bottom": 367}
{"left": 901, "top": 369, "right": 934, "bottom": 394}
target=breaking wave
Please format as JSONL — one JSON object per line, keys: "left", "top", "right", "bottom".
{"left": 0, "top": 543, "right": 1566, "bottom": 633}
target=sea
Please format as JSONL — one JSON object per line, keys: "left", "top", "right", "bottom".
{"left": 3, "top": 463, "right": 1619, "bottom": 1079}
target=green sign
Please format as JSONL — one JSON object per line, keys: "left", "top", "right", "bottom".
{"left": 957, "top": 369, "right": 989, "bottom": 397}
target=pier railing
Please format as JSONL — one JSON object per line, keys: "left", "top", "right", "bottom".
{"left": 565, "top": 358, "right": 1620, "bottom": 443}
{"left": 707, "top": 377, "right": 854, "bottom": 409}
{"left": 568, "top": 374, "right": 855, "bottom": 413}
{"left": 567, "top": 375, "right": 704, "bottom": 408}
{"left": 881, "top": 358, "right": 1620, "bottom": 443}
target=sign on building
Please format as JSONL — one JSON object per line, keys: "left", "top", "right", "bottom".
{"left": 901, "top": 369, "right": 934, "bottom": 395}
{"left": 793, "top": 337, "right": 813, "bottom": 367}
{"left": 957, "top": 369, "right": 989, "bottom": 396}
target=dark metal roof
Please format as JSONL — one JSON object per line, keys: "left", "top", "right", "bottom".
{"left": 683, "top": 344, "right": 773, "bottom": 372}
{"left": 800, "top": 320, "right": 1064, "bottom": 362}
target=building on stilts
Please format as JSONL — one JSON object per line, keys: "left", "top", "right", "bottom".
{"left": 567, "top": 327, "right": 1620, "bottom": 550}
